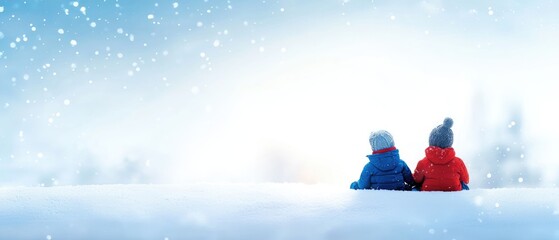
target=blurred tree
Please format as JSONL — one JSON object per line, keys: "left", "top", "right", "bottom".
{"left": 471, "top": 93, "right": 539, "bottom": 188}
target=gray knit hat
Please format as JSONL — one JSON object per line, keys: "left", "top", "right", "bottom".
{"left": 429, "top": 117, "right": 454, "bottom": 148}
{"left": 369, "top": 130, "right": 395, "bottom": 151}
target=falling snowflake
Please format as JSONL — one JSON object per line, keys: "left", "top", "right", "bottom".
{"left": 191, "top": 86, "right": 200, "bottom": 94}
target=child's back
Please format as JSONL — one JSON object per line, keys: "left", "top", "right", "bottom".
{"left": 413, "top": 118, "right": 469, "bottom": 191}
{"left": 351, "top": 130, "right": 415, "bottom": 190}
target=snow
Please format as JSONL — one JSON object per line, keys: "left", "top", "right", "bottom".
{"left": 0, "top": 184, "right": 558, "bottom": 239}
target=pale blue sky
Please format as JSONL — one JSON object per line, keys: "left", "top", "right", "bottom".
{"left": 1, "top": 0, "right": 559, "bottom": 186}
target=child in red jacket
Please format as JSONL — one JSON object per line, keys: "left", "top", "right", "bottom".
{"left": 413, "top": 118, "right": 469, "bottom": 191}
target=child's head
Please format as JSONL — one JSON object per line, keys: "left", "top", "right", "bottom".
{"left": 369, "top": 130, "right": 395, "bottom": 151}
{"left": 429, "top": 117, "right": 454, "bottom": 148}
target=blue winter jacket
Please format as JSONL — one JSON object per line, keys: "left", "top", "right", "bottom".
{"left": 350, "top": 149, "right": 415, "bottom": 190}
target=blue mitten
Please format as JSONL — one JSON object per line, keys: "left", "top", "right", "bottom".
{"left": 350, "top": 181, "right": 359, "bottom": 190}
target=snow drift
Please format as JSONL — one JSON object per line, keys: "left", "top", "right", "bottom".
{"left": 1, "top": 184, "right": 558, "bottom": 239}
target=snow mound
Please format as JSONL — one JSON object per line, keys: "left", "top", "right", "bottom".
{"left": 1, "top": 184, "right": 558, "bottom": 239}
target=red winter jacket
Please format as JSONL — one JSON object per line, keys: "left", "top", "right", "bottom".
{"left": 413, "top": 146, "right": 469, "bottom": 191}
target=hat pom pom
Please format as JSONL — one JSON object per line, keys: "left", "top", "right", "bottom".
{"left": 443, "top": 117, "right": 453, "bottom": 128}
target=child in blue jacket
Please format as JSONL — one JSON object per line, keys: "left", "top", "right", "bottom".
{"left": 350, "top": 130, "right": 415, "bottom": 190}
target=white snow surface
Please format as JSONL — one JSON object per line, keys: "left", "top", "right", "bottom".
{"left": 1, "top": 184, "right": 558, "bottom": 239}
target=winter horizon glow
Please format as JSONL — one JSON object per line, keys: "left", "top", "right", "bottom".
{"left": 1, "top": 1, "right": 559, "bottom": 187}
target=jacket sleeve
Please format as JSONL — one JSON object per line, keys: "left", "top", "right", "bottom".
{"left": 413, "top": 160, "right": 425, "bottom": 185}
{"left": 355, "top": 163, "right": 372, "bottom": 189}
{"left": 401, "top": 161, "right": 416, "bottom": 187}
{"left": 457, "top": 158, "right": 470, "bottom": 184}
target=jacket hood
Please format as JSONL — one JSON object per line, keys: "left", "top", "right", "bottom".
{"left": 425, "top": 146, "right": 456, "bottom": 165}
{"left": 367, "top": 149, "right": 400, "bottom": 171}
